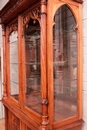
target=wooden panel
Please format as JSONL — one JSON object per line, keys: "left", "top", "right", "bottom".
{"left": 7, "top": 109, "right": 20, "bottom": 130}
{"left": 70, "top": 125, "right": 82, "bottom": 130}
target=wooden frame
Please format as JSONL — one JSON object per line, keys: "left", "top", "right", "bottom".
{"left": 0, "top": 0, "right": 83, "bottom": 129}
{"left": 47, "top": 0, "right": 83, "bottom": 129}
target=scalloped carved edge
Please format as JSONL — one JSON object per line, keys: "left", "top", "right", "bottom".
{"left": 22, "top": 6, "right": 41, "bottom": 30}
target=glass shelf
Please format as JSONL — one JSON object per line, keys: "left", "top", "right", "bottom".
{"left": 25, "top": 43, "right": 40, "bottom": 46}
{"left": 9, "top": 41, "right": 18, "bottom": 44}
{"left": 25, "top": 62, "right": 40, "bottom": 65}
{"left": 11, "top": 80, "right": 18, "bottom": 84}
{"left": 10, "top": 63, "right": 18, "bottom": 64}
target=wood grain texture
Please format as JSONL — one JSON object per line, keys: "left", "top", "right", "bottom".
{"left": 1, "top": 0, "right": 83, "bottom": 130}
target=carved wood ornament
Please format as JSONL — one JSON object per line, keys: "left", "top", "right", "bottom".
{"left": 8, "top": 21, "right": 18, "bottom": 35}
{"left": 0, "top": 0, "right": 83, "bottom": 129}
{"left": 12, "top": 119, "right": 20, "bottom": 130}
{"left": 23, "top": 6, "right": 41, "bottom": 30}
{"left": 1, "top": 0, "right": 24, "bottom": 22}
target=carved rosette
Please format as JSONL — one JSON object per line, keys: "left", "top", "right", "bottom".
{"left": 8, "top": 21, "right": 18, "bottom": 35}
{"left": 23, "top": 6, "right": 41, "bottom": 30}
{"left": 12, "top": 119, "right": 20, "bottom": 130}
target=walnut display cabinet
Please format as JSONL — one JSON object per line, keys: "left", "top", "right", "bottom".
{"left": 0, "top": 0, "right": 83, "bottom": 129}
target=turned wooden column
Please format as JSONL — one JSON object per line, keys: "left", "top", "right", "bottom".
{"left": 40, "top": 0, "right": 51, "bottom": 129}
{"left": 2, "top": 24, "right": 7, "bottom": 99}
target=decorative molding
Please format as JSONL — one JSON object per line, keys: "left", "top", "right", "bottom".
{"left": 73, "top": 0, "right": 83, "bottom": 3}
{"left": 30, "top": 6, "right": 41, "bottom": 25}
{"left": 8, "top": 21, "right": 18, "bottom": 35}
{"left": 2, "top": 82, "right": 7, "bottom": 86}
{"left": 2, "top": 0, "right": 24, "bottom": 22}
{"left": 42, "top": 115, "right": 48, "bottom": 119}
{"left": 41, "top": 121, "right": 49, "bottom": 126}
{"left": 23, "top": 6, "right": 41, "bottom": 29}
{"left": 41, "top": 99, "right": 48, "bottom": 106}
{"left": 12, "top": 119, "right": 20, "bottom": 130}
{"left": 23, "top": 13, "right": 31, "bottom": 29}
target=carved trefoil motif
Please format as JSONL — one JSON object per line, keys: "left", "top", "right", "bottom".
{"left": 23, "top": 6, "right": 41, "bottom": 29}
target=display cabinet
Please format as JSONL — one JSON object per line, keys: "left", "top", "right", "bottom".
{"left": 0, "top": 0, "right": 83, "bottom": 129}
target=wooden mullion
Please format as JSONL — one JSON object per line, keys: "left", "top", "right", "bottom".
{"left": 18, "top": 15, "right": 25, "bottom": 108}
{"left": 78, "top": 4, "right": 83, "bottom": 119}
{"left": 2, "top": 24, "right": 7, "bottom": 98}
{"left": 40, "top": 0, "right": 49, "bottom": 129}
{"left": 47, "top": 0, "right": 54, "bottom": 127}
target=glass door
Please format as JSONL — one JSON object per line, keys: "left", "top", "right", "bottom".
{"left": 53, "top": 5, "right": 78, "bottom": 122}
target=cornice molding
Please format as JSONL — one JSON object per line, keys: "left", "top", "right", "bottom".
{"left": 73, "top": 0, "right": 83, "bottom": 3}
{"left": 0, "top": 0, "right": 83, "bottom": 24}
{"left": 1, "top": 0, "right": 24, "bottom": 22}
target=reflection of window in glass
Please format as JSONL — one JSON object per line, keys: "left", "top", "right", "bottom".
{"left": 24, "top": 18, "right": 41, "bottom": 114}
{"left": 10, "top": 32, "right": 19, "bottom": 100}
{"left": 53, "top": 5, "right": 78, "bottom": 122}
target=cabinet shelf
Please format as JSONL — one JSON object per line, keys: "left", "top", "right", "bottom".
{"left": 11, "top": 80, "right": 18, "bottom": 84}
{"left": 25, "top": 62, "right": 40, "bottom": 65}
{"left": 53, "top": 61, "right": 68, "bottom": 66}
{"left": 10, "top": 63, "right": 18, "bottom": 65}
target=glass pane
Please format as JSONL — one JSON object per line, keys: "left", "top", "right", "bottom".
{"left": 24, "top": 18, "right": 41, "bottom": 114}
{"left": 53, "top": 5, "right": 78, "bottom": 122}
{"left": 10, "top": 32, "right": 19, "bottom": 100}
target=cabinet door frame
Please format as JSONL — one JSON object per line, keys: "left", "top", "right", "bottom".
{"left": 47, "top": 0, "right": 83, "bottom": 128}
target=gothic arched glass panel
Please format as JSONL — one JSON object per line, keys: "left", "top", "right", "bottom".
{"left": 24, "top": 18, "right": 41, "bottom": 114}
{"left": 53, "top": 5, "right": 78, "bottom": 122}
{"left": 9, "top": 31, "right": 19, "bottom": 100}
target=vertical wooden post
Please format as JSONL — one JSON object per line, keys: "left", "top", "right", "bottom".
{"left": 4, "top": 106, "right": 8, "bottom": 130}
{"left": 2, "top": 24, "right": 7, "bottom": 99}
{"left": 18, "top": 15, "right": 24, "bottom": 107}
{"left": 40, "top": 0, "right": 51, "bottom": 129}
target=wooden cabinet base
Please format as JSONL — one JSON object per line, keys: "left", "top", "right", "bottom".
{"left": 4, "top": 105, "right": 83, "bottom": 130}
